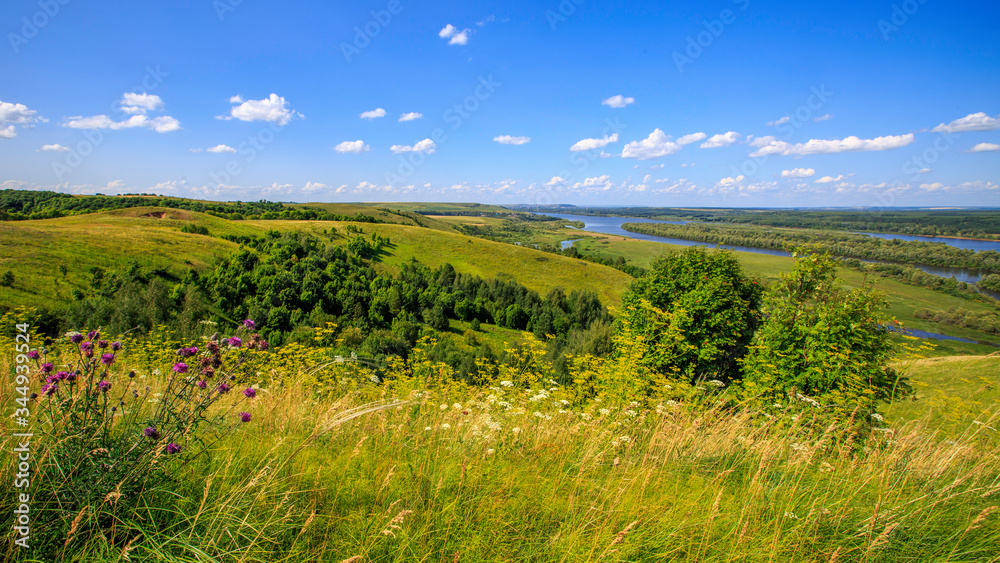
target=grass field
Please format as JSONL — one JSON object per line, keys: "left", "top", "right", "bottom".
{"left": 888, "top": 353, "right": 1000, "bottom": 432}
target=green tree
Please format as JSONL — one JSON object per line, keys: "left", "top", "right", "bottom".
{"left": 619, "top": 247, "right": 762, "bottom": 385}
{"left": 741, "top": 250, "right": 910, "bottom": 413}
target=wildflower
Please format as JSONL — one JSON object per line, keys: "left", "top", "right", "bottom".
{"left": 239, "top": 411, "right": 252, "bottom": 423}
{"left": 512, "top": 427, "right": 521, "bottom": 435}
{"left": 257, "top": 339, "right": 269, "bottom": 351}
{"left": 534, "top": 411, "right": 544, "bottom": 418}
{"left": 172, "top": 362, "right": 189, "bottom": 374}
{"left": 441, "top": 423, "right": 451, "bottom": 430}
{"left": 500, "top": 380, "right": 514, "bottom": 388}
{"left": 143, "top": 426, "right": 160, "bottom": 440}
{"left": 40, "top": 362, "right": 53, "bottom": 373}
{"left": 98, "top": 380, "right": 111, "bottom": 392}
{"left": 201, "top": 367, "right": 215, "bottom": 378}
{"left": 624, "top": 409, "right": 638, "bottom": 417}
{"left": 486, "top": 448, "right": 495, "bottom": 455}
{"left": 87, "top": 330, "right": 100, "bottom": 340}
{"left": 128, "top": 370, "right": 135, "bottom": 378}
{"left": 784, "top": 512, "right": 799, "bottom": 520}
{"left": 217, "top": 383, "right": 231, "bottom": 394}
{"left": 440, "top": 404, "right": 448, "bottom": 411}
{"left": 243, "top": 388, "right": 257, "bottom": 398}
{"left": 68, "top": 332, "right": 84, "bottom": 343}
{"left": 111, "top": 341, "right": 122, "bottom": 351}
{"left": 166, "top": 443, "right": 181, "bottom": 454}
{"left": 196, "top": 380, "right": 207, "bottom": 389}
{"left": 42, "top": 384, "right": 58, "bottom": 396}
{"left": 452, "top": 403, "right": 462, "bottom": 410}
{"left": 206, "top": 341, "right": 220, "bottom": 353}
{"left": 98, "top": 340, "right": 109, "bottom": 349}
{"left": 27, "top": 350, "right": 39, "bottom": 360}
{"left": 243, "top": 319, "right": 256, "bottom": 329}
{"left": 228, "top": 337, "right": 243, "bottom": 348}
{"left": 599, "top": 408, "right": 610, "bottom": 416}
{"left": 871, "top": 413, "right": 884, "bottom": 423}
{"left": 54, "top": 371, "right": 71, "bottom": 381}
{"left": 100, "top": 353, "right": 115, "bottom": 366}
{"left": 424, "top": 426, "right": 432, "bottom": 431}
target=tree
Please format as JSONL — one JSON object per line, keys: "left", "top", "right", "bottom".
{"left": 618, "top": 247, "right": 762, "bottom": 385}
{"left": 740, "top": 250, "right": 910, "bottom": 413}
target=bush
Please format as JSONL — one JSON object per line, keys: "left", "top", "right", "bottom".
{"left": 0, "top": 269, "right": 13, "bottom": 287}
{"left": 618, "top": 247, "right": 762, "bottom": 386}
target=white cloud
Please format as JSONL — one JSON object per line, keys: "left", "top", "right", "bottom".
{"left": 680, "top": 162, "right": 695, "bottom": 168}
{"left": 573, "top": 175, "right": 613, "bottom": 190}
{"left": 221, "top": 93, "right": 302, "bottom": 125}
{"left": 718, "top": 175, "right": 744, "bottom": 187}
{"left": 700, "top": 131, "right": 740, "bottom": 148}
{"left": 399, "top": 112, "right": 423, "bottom": 122}
{"left": 546, "top": 176, "right": 566, "bottom": 187}
{"left": 601, "top": 95, "right": 635, "bottom": 109}
{"left": 493, "top": 135, "right": 530, "bottom": 145}
{"left": 63, "top": 113, "right": 180, "bottom": 133}
{"left": 390, "top": 138, "right": 436, "bottom": 154}
{"left": 107, "top": 179, "right": 125, "bottom": 190}
{"left": 815, "top": 175, "right": 848, "bottom": 184}
{"left": 206, "top": 144, "right": 237, "bottom": 153}
{"left": 303, "top": 181, "right": 328, "bottom": 193}
{"left": 932, "top": 112, "right": 1000, "bottom": 133}
{"left": 969, "top": 142, "right": 1000, "bottom": 153}
{"left": 334, "top": 140, "right": 370, "bottom": 154}
{"left": 439, "top": 24, "right": 469, "bottom": 45}
{"left": 920, "top": 182, "right": 945, "bottom": 191}
{"left": 677, "top": 132, "right": 707, "bottom": 145}
{"left": 621, "top": 129, "right": 681, "bottom": 160}
{"left": 749, "top": 134, "right": 914, "bottom": 157}
{"left": 39, "top": 144, "right": 69, "bottom": 152}
{"left": 814, "top": 113, "right": 834, "bottom": 122}
{"left": 650, "top": 164, "right": 665, "bottom": 169}
{"left": 0, "top": 100, "right": 45, "bottom": 138}
{"left": 120, "top": 93, "right": 163, "bottom": 115}
{"left": 781, "top": 168, "right": 815, "bottom": 178}
{"left": 570, "top": 133, "right": 619, "bottom": 152}
{"left": 360, "top": 108, "right": 387, "bottom": 120}
{"left": 766, "top": 116, "right": 791, "bottom": 126}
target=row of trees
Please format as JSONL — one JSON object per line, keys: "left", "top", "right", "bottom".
{"left": 623, "top": 222, "right": 1000, "bottom": 272}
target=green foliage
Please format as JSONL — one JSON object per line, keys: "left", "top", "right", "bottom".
{"left": 179, "top": 223, "right": 210, "bottom": 236}
{"left": 619, "top": 247, "right": 762, "bottom": 385}
{"left": 0, "top": 269, "right": 13, "bottom": 287}
{"left": 915, "top": 306, "right": 1000, "bottom": 335}
{"left": 979, "top": 273, "right": 1000, "bottom": 293}
{"left": 741, "top": 251, "right": 911, "bottom": 413}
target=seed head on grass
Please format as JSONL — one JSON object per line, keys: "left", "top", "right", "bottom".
{"left": 381, "top": 509, "right": 414, "bottom": 537}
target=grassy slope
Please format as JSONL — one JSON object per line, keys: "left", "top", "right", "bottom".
{"left": 887, "top": 354, "right": 1000, "bottom": 432}
{"left": 0, "top": 207, "right": 633, "bottom": 310}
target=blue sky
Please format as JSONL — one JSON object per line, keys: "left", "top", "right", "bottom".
{"left": 1, "top": 0, "right": 998, "bottom": 207}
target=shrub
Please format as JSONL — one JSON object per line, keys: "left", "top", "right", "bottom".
{"left": 0, "top": 269, "right": 13, "bottom": 287}
{"left": 618, "top": 247, "right": 762, "bottom": 386}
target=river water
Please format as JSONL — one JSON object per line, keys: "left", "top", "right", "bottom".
{"left": 545, "top": 213, "right": 1000, "bottom": 346}
{"left": 548, "top": 213, "right": 990, "bottom": 283}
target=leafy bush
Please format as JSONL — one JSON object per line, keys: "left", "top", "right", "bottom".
{"left": 741, "top": 251, "right": 911, "bottom": 414}
{"left": 618, "top": 247, "right": 762, "bottom": 385}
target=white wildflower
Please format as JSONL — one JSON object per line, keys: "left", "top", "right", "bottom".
{"left": 500, "top": 380, "right": 514, "bottom": 388}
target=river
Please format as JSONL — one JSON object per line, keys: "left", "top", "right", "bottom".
{"left": 547, "top": 213, "right": 989, "bottom": 283}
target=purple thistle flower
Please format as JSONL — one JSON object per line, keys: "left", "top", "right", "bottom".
{"left": 42, "top": 384, "right": 58, "bottom": 396}
{"left": 243, "top": 319, "right": 256, "bottom": 329}
{"left": 69, "top": 332, "right": 84, "bottom": 344}
{"left": 87, "top": 330, "right": 100, "bottom": 341}
{"left": 206, "top": 341, "right": 220, "bottom": 353}
{"left": 98, "top": 340, "right": 109, "bottom": 349}
{"left": 143, "top": 426, "right": 160, "bottom": 440}
{"left": 66, "top": 371, "right": 78, "bottom": 382}
{"left": 217, "top": 383, "right": 231, "bottom": 394}
{"left": 98, "top": 380, "right": 111, "bottom": 392}
{"left": 258, "top": 339, "right": 269, "bottom": 351}
{"left": 100, "top": 353, "right": 115, "bottom": 366}
{"left": 228, "top": 337, "right": 243, "bottom": 348}
{"left": 239, "top": 411, "right": 252, "bottom": 423}
{"left": 46, "top": 374, "right": 60, "bottom": 384}
{"left": 243, "top": 388, "right": 257, "bottom": 399}
{"left": 80, "top": 342, "right": 93, "bottom": 352}
{"left": 196, "top": 380, "right": 207, "bottom": 389}
{"left": 172, "top": 362, "right": 189, "bottom": 374}
{"left": 40, "top": 362, "right": 53, "bottom": 373}
{"left": 166, "top": 443, "right": 181, "bottom": 454}
{"left": 111, "top": 341, "right": 122, "bottom": 351}
{"left": 27, "top": 350, "right": 40, "bottom": 360}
